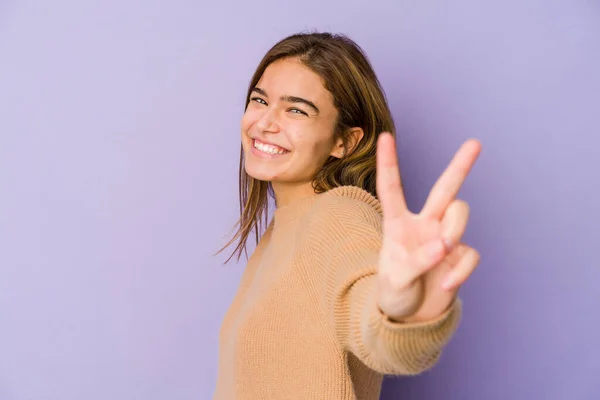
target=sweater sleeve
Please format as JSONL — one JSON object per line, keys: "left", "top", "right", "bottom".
{"left": 298, "top": 195, "right": 462, "bottom": 375}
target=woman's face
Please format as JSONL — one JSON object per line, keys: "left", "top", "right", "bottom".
{"left": 241, "top": 58, "right": 342, "bottom": 187}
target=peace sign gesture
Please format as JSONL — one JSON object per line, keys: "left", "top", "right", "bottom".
{"left": 375, "top": 132, "right": 482, "bottom": 323}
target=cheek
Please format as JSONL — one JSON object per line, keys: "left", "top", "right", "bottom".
{"left": 240, "top": 113, "right": 252, "bottom": 132}
{"left": 290, "top": 134, "right": 334, "bottom": 170}
{"left": 295, "top": 129, "right": 333, "bottom": 154}
{"left": 241, "top": 109, "right": 261, "bottom": 132}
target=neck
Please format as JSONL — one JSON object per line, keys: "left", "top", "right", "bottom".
{"left": 272, "top": 181, "right": 318, "bottom": 208}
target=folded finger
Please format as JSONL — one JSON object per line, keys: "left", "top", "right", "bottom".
{"left": 405, "top": 239, "right": 448, "bottom": 283}
{"left": 441, "top": 199, "right": 470, "bottom": 249}
{"left": 442, "top": 247, "right": 480, "bottom": 290}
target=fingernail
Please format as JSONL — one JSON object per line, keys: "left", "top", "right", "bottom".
{"left": 442, "top": 277, "right": 454, "bottom": 290}
{"left": 443, "top": 238, "right": 454, "bottom": 252}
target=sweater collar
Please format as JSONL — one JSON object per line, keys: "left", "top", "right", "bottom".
{"left": 272, "top": 193, "right": 320, "bottom": 226}
{"left": 272, "top": 185, "right": 381, "bottom": 226}
{"left": 325, "top": 185, "right": 382, "bottom": 214}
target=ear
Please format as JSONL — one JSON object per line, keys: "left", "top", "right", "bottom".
{"left": 330, "top": 128, "right": 365, "bottom": 159}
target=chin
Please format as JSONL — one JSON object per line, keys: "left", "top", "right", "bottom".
{"left": 243, "top": 158, "right": 278, "bottom": 182}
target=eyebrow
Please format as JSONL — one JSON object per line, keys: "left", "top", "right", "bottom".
{"left": 252, "top": 87, "right": 320, "bottom": 115}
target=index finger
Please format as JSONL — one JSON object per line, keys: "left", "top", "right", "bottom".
{"left": 376, "top": 132, "right": 408, "bottom": 219}
{"left": 421, "top": 139, "right": 481, "bottom": 218}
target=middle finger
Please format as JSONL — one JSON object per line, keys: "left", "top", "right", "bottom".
{"left": 421, "top": 139, "right": 481, "bottom": 219}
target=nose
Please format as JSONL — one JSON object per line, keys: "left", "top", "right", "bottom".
{"left": 256, "top": 107, "right": 280, "bottom": 133}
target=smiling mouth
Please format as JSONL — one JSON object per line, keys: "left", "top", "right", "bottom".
{"left": 252, "top": 139, "right": 290, "bottom": 155}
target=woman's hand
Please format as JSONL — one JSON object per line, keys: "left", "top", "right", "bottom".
{"left": 375, "top": 132, "right": 482, "bottom": 322}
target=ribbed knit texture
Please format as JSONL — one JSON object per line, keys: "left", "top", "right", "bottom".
{"left": 213, "top": 186, "right": 462, "bottom": 400}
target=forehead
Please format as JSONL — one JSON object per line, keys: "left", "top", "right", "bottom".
{"left": 257, "top": 58, "right": 334, "bottom": 106}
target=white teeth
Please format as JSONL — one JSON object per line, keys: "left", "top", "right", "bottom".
{"left": 253, "top": 140, "right": 287, "bottom": 155}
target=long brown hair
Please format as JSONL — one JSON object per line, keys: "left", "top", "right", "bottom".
{"left": 219, "top": 32, "right": 397, "bottom": 263}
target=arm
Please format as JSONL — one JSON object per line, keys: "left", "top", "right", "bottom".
{"left": 300, "top": 197, "right": 461, "bottom": 375}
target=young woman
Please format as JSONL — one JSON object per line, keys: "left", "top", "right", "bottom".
{"left": 214, "top": 32, "right": 481, "bottom": 400}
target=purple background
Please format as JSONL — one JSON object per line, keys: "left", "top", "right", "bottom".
{"left": 1, "top": 1, "right": 598, "bottom": 399}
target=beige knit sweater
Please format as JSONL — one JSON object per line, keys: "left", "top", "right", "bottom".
{"left": 213, "top": 186, "right": 461, "bottom": 400}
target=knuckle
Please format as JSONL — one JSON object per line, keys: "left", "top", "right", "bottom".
{"left": 470, "top": 248, "right": 481, "bottom": 265}
{"left": 382, "top": 272, "right": 410, "bottom": 293}
{"left": 451, "top": 199, "right": 470, "bottom": 214}
{"left": 389, "top": 279, "right": 409, "bottom": 293}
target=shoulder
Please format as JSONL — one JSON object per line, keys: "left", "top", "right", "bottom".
{"left": 295, "top": 186, "right": 383, "bottom": 264}
{"left": 305, "top": 185, "right": 383, "bottom": 234}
